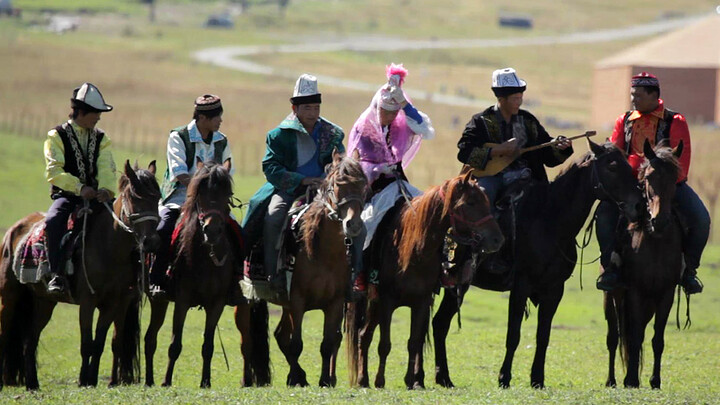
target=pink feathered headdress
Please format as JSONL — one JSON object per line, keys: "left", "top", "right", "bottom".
{"left": 386, "top": 63, "right": 408, "bottom": 86}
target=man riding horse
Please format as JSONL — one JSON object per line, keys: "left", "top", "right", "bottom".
{"left": 595, "top": 72, "right": 710, "bottom": 295}
{"left": 347, "top": 63, "right": 436, "bottom": 297}
{"left": 45, "top": 83, "right": 116, "bottom": 295}
{"left": 243, "top": 74, "right": 362, "bottom": 293}
{"left": 149, "top": 94, "right": 242, "bottom": 302}
{"left": 457, "top": 68, "right": 572, "bottom": 274}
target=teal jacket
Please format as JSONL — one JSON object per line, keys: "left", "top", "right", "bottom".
{"left": 242, "top": 114, "right": 345, "bottom": 239}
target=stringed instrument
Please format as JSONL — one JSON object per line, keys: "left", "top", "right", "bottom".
{"left": 461, "top": 131, "right": 597, "bottom": 177}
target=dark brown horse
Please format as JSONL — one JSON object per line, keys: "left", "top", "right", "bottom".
{"left": 604, "top": 140, "right": 684, "bottom": 389}
{"left": 347, "top": 172, "right": 504, "bottom": 389}
{"left": 144, "top": 161, "right": 240, "bottom": 388}
{"left": 0, "top": 161, "right": 161, "bottom": 389}
{"left": 237, "top": 150, "right": 368, "bottom": 387}
{"left": 431, "top": 140, "right": 644, "bottom": 389}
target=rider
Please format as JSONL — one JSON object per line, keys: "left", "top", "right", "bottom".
{"left": 457, "top": 68, "right": 572, "bottom": 272}
{"left": 347, "top": 63, "right": 435, "bottom": 295}
{"left": 151, "top": 94, "right": 239, "bottom": 300}
{"left": 243, "top": 74, "right": 352, "bottom": 290}
{"left": 44, "top": 83, "right": 117, "bottom": 295}
{"left": 595, "top": 72, "right": 710, "bottom": 294}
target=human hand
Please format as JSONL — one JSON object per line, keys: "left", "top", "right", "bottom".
{"left": 554, "top": 135, "right": 572, "bottom": 150}
{"left": 390, "top": 86, "right": 406, "bottom": 106}
{"left": 80, "top": 185, "right": 97, "bottom": 200}
{"left": 96, "top": 189, "right": 112, "bottom": 203}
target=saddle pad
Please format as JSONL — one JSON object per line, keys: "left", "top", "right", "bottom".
{"left": 12, "top": 221, "right": 50, "bottom": 284}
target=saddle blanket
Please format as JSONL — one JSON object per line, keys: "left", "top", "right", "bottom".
{"left": 13, "top": 221, "right": 50, "bottom": 284}
{"left": 361, "top": 179, "right": 421, "bottom": 250}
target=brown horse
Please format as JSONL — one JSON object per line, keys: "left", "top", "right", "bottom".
{"left": 236, "top": 150, "right": 368, "bottom": 387}
{"left": 347, "top": 172, "right": 504, "bottom": 389}
{"left": 0, "top": 161, "right": 161, "bottom": 389}
{"left": 604, "top": 140, "right": 684, "bottom": 389}
{"left": 430, "top": 140, "right": 644, "bottom": 389}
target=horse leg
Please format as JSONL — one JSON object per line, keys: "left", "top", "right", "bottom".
{"left": 200, "top": 302, "right": 224, "bottom": 388}
{"left": 623, "top": 293, "right": 647, "bottom": 388}
{"left": 498, "top": 287, "right": 527, "bottom": 388}
{"left": 374, "top": 303, "right": 394, "bottom": 389}
{"left": 24, "top": 299, "right": 56, "bottom": 391}
{"left": 650, "top": 291, "right": 674, "bottom": 389}
{"left": 144, "top": 299, "right": 169, "bottom": 387}
{"left": 234, "top": 302, "right": 254, "bottom": 387}
{"left": 604, "top": 292, "right": 620, "bottom": 388}
{"left": 357, "top": 297, "right": 380, "bottom": 388}
{"left": 530, "top": 286, "right": 564, "bottom": 389}
{"left": 319, "top": 299, "right": 343, "bottom": 387}
{"left": 162, "top": 301, "right": 190, "bottom": 387}
{"left": 274, "top": 307, "right": 308, "bottom": 387}
{"left": 404, "top": 302, "right": 430, "bottom": 390}
{"left": 88, "top": 306, "right": 117, "bottom": 387}
{"left": 0, "top": 290, "right": 20, "bottom": 389}
{"left": 109, "top": 306, "right": 124, "bottom": 387}
{"left": 78, "top": 303, "right": 95, "bottom": 387}
{"left": 432, "top": 287, "right": 464, "bottom": 388}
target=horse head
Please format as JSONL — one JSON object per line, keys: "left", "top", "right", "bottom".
{"left": 324, "top": 148, "right": 367, "bottom": 238}
{"left": 187, "top": 161, "right": 233, "bottom": 247}
{"left": 640, "top": 139, "right": 682, "bottom": 235}
{"left": 442, "top": 172, "right": 504, "bottom": 254}
{"left": 587, "top": 139, "right": 643, "bottom": 223}
{"left": 118, "top": 160, "right": 162, "bottom": 252}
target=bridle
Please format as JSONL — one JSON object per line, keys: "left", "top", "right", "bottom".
{"left": 196, "top": 199, "right": 230, "bottom": 267}
{"left": 438, "top": 184, "right": 494, "bottom": 245}
{"left": 320, "top": 174, "right": 366, "bottom": 223}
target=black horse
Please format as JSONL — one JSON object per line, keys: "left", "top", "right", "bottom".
{"left": 432, "top": 140, "right": 643, "bottom": 388}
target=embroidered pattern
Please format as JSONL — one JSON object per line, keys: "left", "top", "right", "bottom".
{"left": 65, "top": 123, "right": 88, "bottom": 185}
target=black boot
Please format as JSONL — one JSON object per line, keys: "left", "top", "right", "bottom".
{"left": 596, "top": 263, "right": 621, "bottom": 291}
{"left": 681, "top": 267, "right": 703, "bottom": 294}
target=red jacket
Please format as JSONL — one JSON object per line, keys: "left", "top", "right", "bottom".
{"left": 609, "top": 99, "right": 691, "bottom": 183}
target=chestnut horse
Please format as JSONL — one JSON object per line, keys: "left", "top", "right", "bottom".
{"left": 431, "top": 140, "right": 643, "bottom": 388}
{"left": 0, "top": 161, "right": 160, "bottom": 389}
{"left": 347, "top": 172, "right": 504, "bottom": 389}
{"left": 237, "top": 150, "right": 368, "bottom": 387}
{"left": 604, "top": 140, "right": 684, "bottom": 388}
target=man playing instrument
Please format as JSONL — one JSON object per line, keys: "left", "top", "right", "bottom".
{"left": 44, "top": 83, "right": 117, "bottom": 295}
{"left": 595, "top": 72, "right": 710, "bottom": 294}
{"left": 457, "top": 68, "right": 573, "bottom": 273}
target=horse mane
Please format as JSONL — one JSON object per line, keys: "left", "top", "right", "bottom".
{"left": 300, "top": 156, "right": 367, "bottom": 259}
{"left": 396, "top": 177, "right": 459, "bottom": 272}
{"left": 177, "top": 163, "right": 234, "bottom": 261}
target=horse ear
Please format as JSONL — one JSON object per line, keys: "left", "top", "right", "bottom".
{"left": 223, "top": 158, "right": 232, "bottom": 171}
{"left": 124, "top": 160, "right": 139, "bottom": 184}
{"left": 462, "top": 170, "right": 473, "bottom": 185}
{"left": 332, "top": 147, "right": 342, "bottom": 164}
{"left": 350, "top": 148, "right": 360, "bottom": 161}
{"left": 643, "top": 139, "right": 657, "bottom": 161}
{"left": 672, "top": 140, "right": 684, "bottom": 159}
{"left": 196, "top": 157, "right": 204, "bottom": 171}
{"left": 587, "top": 138, "right": 605, "bottom": 156}
{"left": 148, "top": 160, "right": 157, "bottom": 176}
{"left": 133, "top": 159, "right": 140, "bottom": 171}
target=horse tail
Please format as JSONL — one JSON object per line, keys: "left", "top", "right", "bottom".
{"left": 117, "top": 296, "right": 141, "bottom": 384}
{"left": 345, "top": 296, "right": 366, "bottom": 387}
{"left": 616, "top": 294, "right": 629, "bottom": 371}
{"left": 249, "top": 300, "right": 271, "bottom": 386}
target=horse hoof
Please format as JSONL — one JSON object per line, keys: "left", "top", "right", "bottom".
{"left": 200, "top": 381, "right": 211, "bottom": 389}
{"left": 605, "top": 379, "right": 617, "bottom": 388}
{"left": 436, "top": 376, "right": 455, "bottom": 388}
{"left": 650, "top": 377, "right": 661, "bottom": 390}
{"left": 409, "top": 382, "right": 424, "bottom": 390}
{"left": 531, "top": 381, "right": 545, "bottom": 389}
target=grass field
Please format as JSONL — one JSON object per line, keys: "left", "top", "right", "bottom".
{"left": 2, "top": 1, "right": 720, "bottom": 402}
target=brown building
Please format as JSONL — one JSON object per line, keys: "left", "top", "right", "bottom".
{"left": 591, "top": 15, "right": 720, "bottom": 130}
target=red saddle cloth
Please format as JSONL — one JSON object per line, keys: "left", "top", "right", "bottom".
{"left": 18, "top": 211, "right": 84, "bottom": 271}
{"left": 168, "top": 217, "right": 245, "bottom": 277}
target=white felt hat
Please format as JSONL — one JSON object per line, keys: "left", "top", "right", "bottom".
{"left": 71, "top": 83, "right": 113, "bottom": 112}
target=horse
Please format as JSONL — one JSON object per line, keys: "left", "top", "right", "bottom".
{"left": 604, "top": 140, "right": 684, "bottom": 389}
{"left": 235, "top": 149, "right": 368, "bottom": 387}
{"left": 346, "top": 171, "right": 504, "bottom": 389}
{"left": 0, "top": 161, "right": 161, "bottom": 390}
{"left": 431, "top": 140, "right": 644, "bottom": 389}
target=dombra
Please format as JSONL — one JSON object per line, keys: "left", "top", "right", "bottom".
{"left": 462, "top": 130, "right": 596, "bottom": 177}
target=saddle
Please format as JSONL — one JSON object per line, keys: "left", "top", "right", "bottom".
{"left": 241, "top": 195, "right": 312, "bottom": 302}
{"left": 13, "top": 208, "right": 89, "bottom": 285}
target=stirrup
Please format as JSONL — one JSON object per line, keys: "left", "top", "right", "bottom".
{"left": 681, "top": 277, "right": 703, "bottom": 295}
{"left": 596, "top": 272, "right": 619, "bottom": 292}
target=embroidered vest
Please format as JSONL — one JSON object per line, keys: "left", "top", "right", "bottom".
{"left": 622, "top": 108, "right": 676, "bottom": 154}
{"left": 160, "top": 125, "right": 228, "bottom": 202}
{"left": 51, "top": 122, "right": 104, "bottom": 198}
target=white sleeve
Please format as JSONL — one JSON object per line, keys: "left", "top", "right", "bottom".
{"left": 406, "top": 110, "right": 435, "bottom": 140}
{"left": 221, "top": 139, "right": 235, "bottom": 175}
{"left": 167, "top": 131, "right": 188, "bottom": 182}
